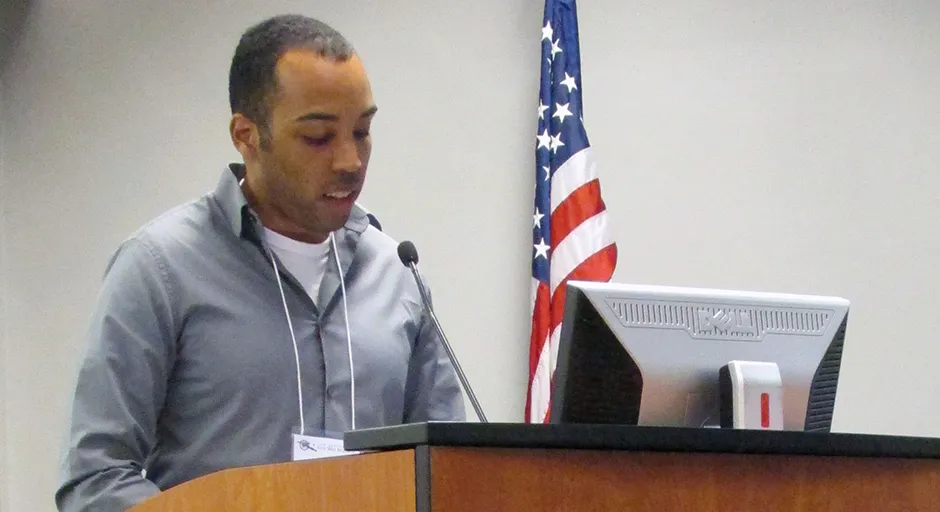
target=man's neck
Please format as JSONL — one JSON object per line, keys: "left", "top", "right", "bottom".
{"left": 239, "top": 173, "right": 330, "bottom": 244}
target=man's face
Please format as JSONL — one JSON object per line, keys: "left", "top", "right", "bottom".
{"left": 253, "top": 49, "right": 376, "bottom": 241}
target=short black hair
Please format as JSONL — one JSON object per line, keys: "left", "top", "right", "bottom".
{"left": 228, "top": 14, "right": 355, "bottom": 140}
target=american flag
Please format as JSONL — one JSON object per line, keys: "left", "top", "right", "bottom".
{"left": 526, "top": 0, "right": 618, "bottom": 423}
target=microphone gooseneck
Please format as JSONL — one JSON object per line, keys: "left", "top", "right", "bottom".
{"left": 397, "top": 241, "right": 488, "bottom": 423}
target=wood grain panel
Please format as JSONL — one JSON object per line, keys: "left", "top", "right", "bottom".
{"left": 429, "top": 447, "right": 940, "bottom": 511}
{"left": 130, "top": 449, "right": 416, "bottom": 512}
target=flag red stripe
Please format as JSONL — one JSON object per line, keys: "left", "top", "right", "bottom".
{"left": 541, "top": 373, "right": 556, "bottom": 423}
{"left": 548, "top": 244, "right": 618, "bottom": 334}
{"left": 550, "top": 179, "right": 606, "bottom": 247}
{"left": 534, "top": 245, "right": 617, "bottom": 423}
{"left": 528, "top": 282, "right": 552, "bottom": 376}
{"left": 525, "top": 282, "right": 551, "bottom": 423}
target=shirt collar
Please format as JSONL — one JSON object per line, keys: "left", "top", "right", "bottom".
{"left": 212, "top": 163, "right": 370, "bottom": 244}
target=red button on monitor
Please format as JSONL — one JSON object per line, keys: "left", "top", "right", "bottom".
{"left": 761, "top": 393, "right": 770, "bottom": 428}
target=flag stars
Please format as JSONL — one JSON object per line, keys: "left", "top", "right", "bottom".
{"left": 553, "top": 102, "right": 573, "bottom": 124}
{"left": 550, "top": 39, "right": 563, "bottom": 60}
{"left": 541, "top": 21, "right": 553, "bottom": 42}
{"left": 534, "top": 238, "right": 550, "bottom": 260}
{"left": 538, "top": 102, "right": 549, "bottom": 120}
{"left": 536, "top": 129, "right": 551, "bottom": 151}
{"left": 543, "top": 166, "right": 551, "bottom": 181}
{"left": 533, "top": 208, "right": 544, "bottom": 229}
{"left": 560, "top": 72, "right": 578, "bottom": 93}
{"left": 549, "top": 133, "right": 565, "bottom": 154}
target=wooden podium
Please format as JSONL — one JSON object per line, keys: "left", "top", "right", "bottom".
{"left": 130, "top": 422, "right": 940, "bottom": 511}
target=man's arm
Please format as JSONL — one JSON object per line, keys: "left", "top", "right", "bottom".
{"left": 402, "top": 275, "right": 467, "bottom": 423}
{"left": 56, "top": 238, "right": 178, "bottom": 512}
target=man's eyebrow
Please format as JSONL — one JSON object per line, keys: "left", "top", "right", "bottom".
{"left": 294, "top": 106, "right": 379, "bottom": 123}
{"left": 294, "top": 111, "right": 338, "bottom": 122}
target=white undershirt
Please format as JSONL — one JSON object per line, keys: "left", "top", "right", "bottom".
{"left": 264, "top": 227, "right": 331, "bottom": 308}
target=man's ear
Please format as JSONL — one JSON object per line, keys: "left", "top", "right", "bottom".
{"left": 230, "top": 113, "right": 260, "bottom": 161}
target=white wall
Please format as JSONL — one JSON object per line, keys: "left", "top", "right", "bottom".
{"left": 581, "top": 0, "right": 940, "bottom": 435}
{"left": 577, "top": 1, "right": 940, "bottom": 438}
{"left": 2, "top": 1, "right": 939, "bottom": 510}
{"left": 0, "top": 3, "right": 22, "bottom": 509}
{"left": 1, "top": 46, "right": 9, "bottom": 512}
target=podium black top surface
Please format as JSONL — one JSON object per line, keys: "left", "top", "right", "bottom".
{"left": 344, "top": 422, "right": 940, "bottom": 459}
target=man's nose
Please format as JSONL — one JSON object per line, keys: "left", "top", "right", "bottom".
{"left": 333, "top": 137, "right": 362, "bottom": 173}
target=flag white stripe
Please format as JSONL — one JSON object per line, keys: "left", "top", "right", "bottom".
{"left": 529, "top": 332, "right": 553, "bottom": 421}
{"left": 550, "top": 147, "right": 597, "bottom": 213}
{"left": 530, "top": 277, "right": 540, "bottom": 313}
{"left": 530, "top": 325, "right": 565, "bottom": 422}
{"left": 549, "top": 210, "right": 614, "bottom": 296}
{"left": 549, "top": 324, "right": 561, "bottom": 375}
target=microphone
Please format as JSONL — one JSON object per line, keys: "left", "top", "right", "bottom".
{"left": 397, "top": 241, "right": 488, "bottom": 423}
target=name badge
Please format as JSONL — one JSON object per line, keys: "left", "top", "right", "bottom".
{"left": 291, "top": 433, "right": 361, "bottom": 461}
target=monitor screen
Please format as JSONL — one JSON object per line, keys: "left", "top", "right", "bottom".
{"left": 548, "top": 281, "right": 849, "bottom": 432}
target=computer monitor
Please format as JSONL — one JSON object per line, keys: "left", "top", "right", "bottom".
{"left": 548, "top": 281, "right": 850, "bottom": 432}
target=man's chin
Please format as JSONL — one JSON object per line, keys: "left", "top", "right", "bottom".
{"left": 316, "top": 197, "right": 356, "bottom": 229}
{"left": 300, "top": 216, "right": 350, "bottom": 241}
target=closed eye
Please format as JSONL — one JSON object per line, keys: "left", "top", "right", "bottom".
{"left": 303, "top": 135, "right": 332, "bottom": 146}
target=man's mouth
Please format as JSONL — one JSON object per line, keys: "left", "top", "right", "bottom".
{"left": 322, "top": 189, "right": 360, "bottom": 207}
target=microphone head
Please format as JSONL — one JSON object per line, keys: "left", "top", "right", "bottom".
{"left": 397, "top": 241, "right": 419, "bottom": 267}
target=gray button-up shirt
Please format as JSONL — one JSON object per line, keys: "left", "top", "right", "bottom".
{"left": 55, "top": 164, "right": 465, "bottom": 512}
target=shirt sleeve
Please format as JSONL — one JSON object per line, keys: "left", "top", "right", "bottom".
{"left": 55, "top": 238, "right": 178, "bottom": 512}
{"left": 402, "top": 273, "right": 467, "bottom": 423}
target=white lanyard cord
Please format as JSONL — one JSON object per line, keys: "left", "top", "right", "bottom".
{"left": 331, "top": 233, "right": 356, "bottom": 431}
{"left": 244, "top": 178, "right": 356, "bottom": 433}
{"left": 268, "top": 234, "right": 356, "bottom": 434}
{"left": 268, "top": 249, "right": 306, "bottom": 435}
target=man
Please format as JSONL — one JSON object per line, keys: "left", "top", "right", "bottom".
{"left": 56, "top": 14, "right": 465, "bottom": 512}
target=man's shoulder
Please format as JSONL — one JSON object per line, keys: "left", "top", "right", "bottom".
{"left": 115, "top": 194, "right": 221, "bottom": 264}
{"left": 354, "top": 224, "right": 405, "bottom": 271}
{"left": 351, "top": 224, "right": 435, "bottom": 307}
